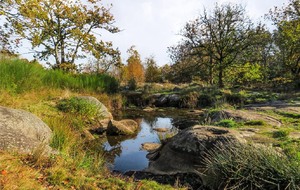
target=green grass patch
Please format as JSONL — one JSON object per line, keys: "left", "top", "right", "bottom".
{"left": 57, "top": 97, "right": 99, "bottom": 118}
{"left": 0, "top": 57, "right": 119, "bottom": 94}
{"left": 216, "top": 119, "right": 238, "bottom": 128}
{"left": 244, "top": 120, "right": 266, "bottom": 126}
{"left": 276, "top": 111, "right": 300, "bottom": 119}
{"left": 273, "top": 129, "right": 290, "bottom": 139}
{"left": 279, "top": 139, "right": 300, "bottom": 161}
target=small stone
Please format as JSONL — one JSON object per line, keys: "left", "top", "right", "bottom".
{"left": 153, "top": 128, "right": 168, "bottom": 132}
{"left": 141, "top": 143, "right": 161, "bottom": 151}
{"left": 106, "top": 119, "right": 139, "bottom": 136}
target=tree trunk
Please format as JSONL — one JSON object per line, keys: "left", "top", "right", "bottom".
{"left": 218, "top": 67, "right": 224, "bottom": 88}
{"left": 209, "top": 55, "right": 214, "bottom": 85}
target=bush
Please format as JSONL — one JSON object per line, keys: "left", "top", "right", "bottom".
{"left": 103, "top": 75, "right": 119, "bottom": 94}
{"left": 57, "top": 97, "right": 98, "bottom": 119}
{"left": 202, "top": 142, "right": 300, "bottom": 190}
{"left": 198, "top": 94, "right": 214, "bottom": 107}
{"left": 244, "top": 120, "right": 265, "bottom": 126}
{"left": 273, "top": 129, "right": 290, "bottom": 139}
{"left": 216, "top": 119, "right": 237, "bottom": 128}
{"left": 224, "top": 93, "right": 244, "bottom": 106}
{"left": 128, "top": 78, "right": 137, "bottom": 91}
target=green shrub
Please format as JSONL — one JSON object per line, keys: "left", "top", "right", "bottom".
{"left": 128, "top": 78, "right": 137, "bottom": 90}
{"left": 273, "top": 129, "right": 290, "bottom": 139}
{"left": 216, "top": 119, "right": 237, "bottom": 128}
{"left": 202, "top": 142, "right": 300, "bottom": 190}
{"left": 102, "top": 75, "right": 119, "bottom": 94}
{"left": 244, "top": 120, "right": 265, "bottom": 126}
{"left": 224, "top": 93, "right": 244, "bottom": 105}
{"left": 57, "top": 97, "right": 98, "bottom": 119}
{"left": 197, "top": 94, "right": 214, "bottom": 107}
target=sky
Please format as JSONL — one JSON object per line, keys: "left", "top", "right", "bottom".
{"left": 99, "top": 0, "right": 290, "bottom": 66}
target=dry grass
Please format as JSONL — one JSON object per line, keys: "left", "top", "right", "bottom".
{"left": 0, "top": 151, "right": 43, "bottom": 190}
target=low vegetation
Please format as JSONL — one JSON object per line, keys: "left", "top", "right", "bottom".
{"left": 202, "top": 142, "right": 300, "bottom": 190}
{"left": 216, "top": 119, "right": 238, "bottom": 128}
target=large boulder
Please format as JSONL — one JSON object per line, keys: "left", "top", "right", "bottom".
{"left": 75, "top": 96, "right": 113, "bottom": 134}
{"left": 0, "top": 106, "right": 52, "bottom": 154}
{"left": 106, "top": 119, "right": 139, "bottom": 135}
{"left": 76, "top": 96, "right": 113, "bottom": 119}
{"left": 146, "top": 125, "right": 245, "bottom": 175}
{"left": 154, "top": 94, "right": 181, "bottom": 107}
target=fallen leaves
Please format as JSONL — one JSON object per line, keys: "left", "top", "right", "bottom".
{"left": 0, "top": 170, "right": 7, "bottom": 176}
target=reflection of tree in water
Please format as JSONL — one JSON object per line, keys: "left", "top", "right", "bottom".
{"left": 107, "top": 135, "right": 136, "bottom": 147}
{"left": 104, "top": 135, "right": 136, "bottom": 164}
{"left": 142, "top": 116, "right": 158, "bottom": 129}
{"left": 104, "top": 146, "right": 122, "bottom": 164}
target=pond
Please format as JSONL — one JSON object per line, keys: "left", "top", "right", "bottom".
{"left": 103, "top": 108, "right": 201, "bottom": 173}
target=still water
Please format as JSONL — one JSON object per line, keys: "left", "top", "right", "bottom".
{"left": 103, "top": 109, "right": 200, "bottom": 173}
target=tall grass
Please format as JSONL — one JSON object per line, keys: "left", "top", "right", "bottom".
{"left": 0, "top": 57, "right": 119, "bottom": 94}
{"left": 201, "top": 141, "right": 300, "bottom": 190}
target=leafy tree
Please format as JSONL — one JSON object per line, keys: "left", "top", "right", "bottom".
{"left": 170, "top": 3, "right": 265, "bottom": 87}
{"left": 269, "top": 0, "right": 300, "bottom": 79}
{"left": 0, "top": 0, "right": 120, "bottom": 71}
{"left": 83, "top": 54, "right": 121, "bottom": 74}
{"left": 144, "top": 56, "right": 161, "bottom": 83}
{"left": 226, "top": 62, "right": 264, "bottom": 86}
{"left": 230, "top": 27, "right": 274, "bottom": 85}
{"left": 160, "top": 64, "right": 172, "bottom": 82}
{"left": 126, "top": 46, "right": 145, "bottom": 83}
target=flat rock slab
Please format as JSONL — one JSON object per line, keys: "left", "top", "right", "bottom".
{"left": 245, "top": 101, "right": 300, "bottom": 115}
{"left": 238, "top": 128, "right": 260, "bottom": 138}
{"left": 209, "top": 109, "right": 282, "bottom": 127}
{"left": 290, "top": 132, "right": 300, "bottom": 139}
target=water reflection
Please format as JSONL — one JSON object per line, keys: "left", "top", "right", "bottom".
{"left": 104, "top": 109, "right": 201, "bottom": 173}
{"left": 104, "top": 117, "right": 175, "bottom": 173}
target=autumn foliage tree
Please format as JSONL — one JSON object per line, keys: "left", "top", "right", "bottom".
{"left": 0, "top": 0, "right": 120, "bottom": 71}
{"left": 126, "top": 46, "right": 145, "bottom": 83}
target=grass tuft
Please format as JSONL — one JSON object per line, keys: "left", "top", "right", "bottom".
{"left": 201, "top": 141, "right": 300, "bottom": 190}
{"left": 216, "top": 119, "right": 238, "bottom": 128}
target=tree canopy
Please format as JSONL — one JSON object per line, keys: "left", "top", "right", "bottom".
{"left": 270, "top": 0, "right": 300, "bottom": 79}
{"left": 169, "top": 3, "right": 267, "bottom": 87}
{"left": 126, "top": 46, "right": 145, "bottom": 83}
{"left": 0, "top": 0, "right": 120, "bottom": 71}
